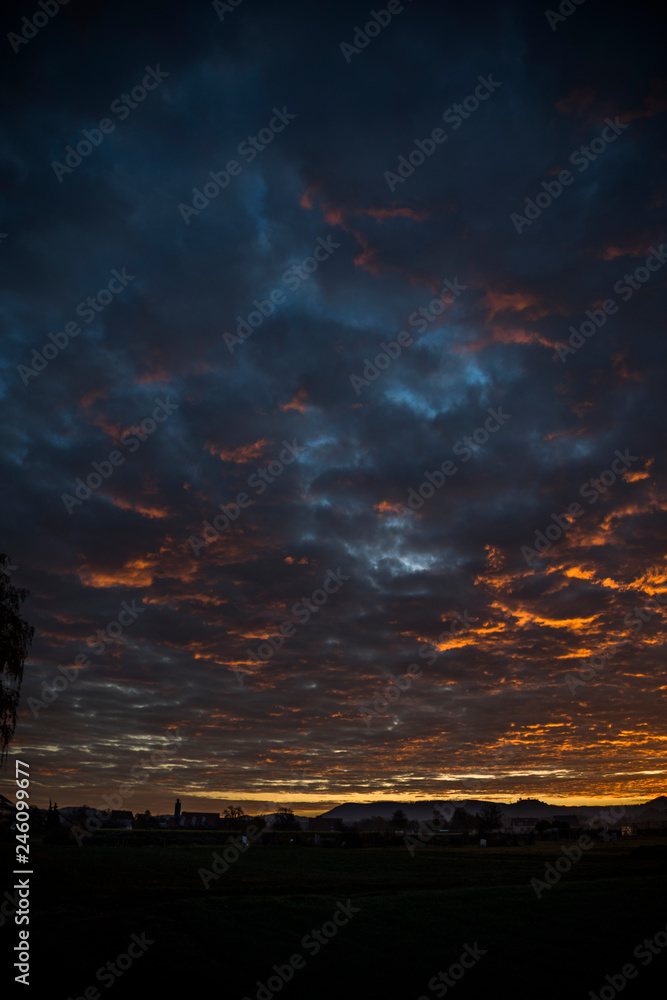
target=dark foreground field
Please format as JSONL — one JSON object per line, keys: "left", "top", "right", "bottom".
{"left": 7, "top": 839, "right": 667, "bottom": 997}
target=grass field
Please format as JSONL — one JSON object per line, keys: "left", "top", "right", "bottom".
{"left": 6, "top": 838, "right": 667, "bottom": 997}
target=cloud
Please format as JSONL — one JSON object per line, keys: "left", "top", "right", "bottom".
{"left": 2, "top": 0, "right": 666, "bottom": 812}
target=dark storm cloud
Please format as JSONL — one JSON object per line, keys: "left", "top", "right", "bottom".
{"left": 1, "top": 0, "right": 666, "bottom": 811}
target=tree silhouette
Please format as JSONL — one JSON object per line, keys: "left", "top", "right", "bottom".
{"left": 451, "top": 807, "right": 476, "bottom": 832}
{"left": 224, "top": 805, "right": 244, "bottom": 819}
{"left": 273, "top": 807, "right": 300, "bottom": 831}
{"left": 0, "top": 556, "right": 34, "bottom": 764}
{"left": 479, "top": 803, "right": 504, "bottom": 834}
{"left": 391, "top": 809, "right": 409, "bottom": 830}
{"left": 223, "top": 805, "right": 245, "bottom": 829}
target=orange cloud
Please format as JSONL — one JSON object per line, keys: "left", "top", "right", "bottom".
{"left": 109, "top": 496, "right": 169, "bottom": 519}
{"left": 622, "top": 83, "right": 667, "bottom": 123}
{"left": 601, "top": 241, "right": 650, "bottom": 261}
{"left": 556, "top": 85, "right": 597, "bottom": 118}
{"left": 484, "top": 289, "right": 567, "bottom": 323}
{"left": 557, "top": 80, "right": 667, "bottom": 127}
{"left": 612, "top": 350, "right": 642, "bottom": 382}
{"left": 300, "top": 181, "right": 430, "bottom": 229}
{"left": 280, "top": 388, "right": 309, "bottom": 413}
{"left": 77, "top": 391, "right": 126, "bottom": 443}
{"left": 80, "top": 387, "right": 108, "bottom": 412}
{"left": 363, "top": 206, "right": 430, "bottom": 222}
{"left": 630, "top": 565, "right": 667, "bottom": 596}
{"left": 207, "top": 438, "right": 269, "bottom": 463}
{"left": 352, "top": 234, "right": 385, "bottom": 276}
{"left": 135, "top": 366, "right": 171, "bottom": 385}
{"left": 491, "top": 326, "right": 557, "bottom": 349}
{"left": 78, "top": 557, "right": 155, "bottom": 589}
{"left": 299, "top": 180, "right": 432, "bottom": 277}
{"left": 373, "top": 500, "right": 406, "bottom": 517}
{"left": 623, "top": 459, "right": 652, "bottom": 482}
{"left": 483, "top": 545, "right": 504, "bottom": 570}
{"left": 544, "top": 427, "right": 587, "bottom": 442}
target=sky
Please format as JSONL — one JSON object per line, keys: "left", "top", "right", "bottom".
{"left": 1, "top": 0, "right": 666, "bottom": 815}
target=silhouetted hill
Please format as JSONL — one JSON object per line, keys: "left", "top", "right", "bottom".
{"left": 319, "top": 795, "right": 665, "bottom": 823}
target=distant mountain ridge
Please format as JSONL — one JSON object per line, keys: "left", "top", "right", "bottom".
{"left": 319, "top": 795, "right": 667, "bottom": 823}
